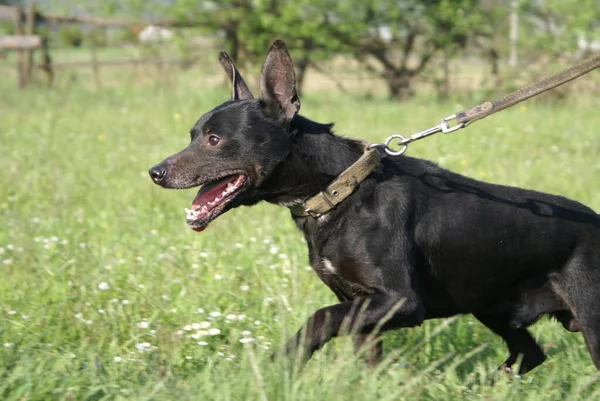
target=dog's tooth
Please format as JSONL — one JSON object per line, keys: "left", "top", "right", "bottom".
{"left": 185, "top": 208, "right": 193, "bottom": 214}
{"left": 226, "top": 182, "right": 235, "bottom": 192}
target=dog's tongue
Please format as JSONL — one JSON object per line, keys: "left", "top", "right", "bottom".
{"left": 191, "top": 178, "right": 231, "bottom": 209}
{"left": 188, "top": 178, "right": 234, "bottom": 232}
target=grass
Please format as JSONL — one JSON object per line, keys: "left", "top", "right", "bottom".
{"left": 1, "top": 65, "right": 600, "bottom": 400}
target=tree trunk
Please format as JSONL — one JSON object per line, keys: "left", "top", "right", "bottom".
{"left": 223, "top": 22, "right": 239, "bottom": 61}
{"left": 387, "top": 71, "right": 414, "bottom": 101}
{"left": 295, "top": 53, "right": 309, "bottom": 96}
{"left": 438, "top": 50, "right": 451, "bottom": 101}
{"left": 295, "top": 39, "right": 313, "bottom": 96}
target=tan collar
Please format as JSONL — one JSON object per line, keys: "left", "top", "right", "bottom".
{"left": 289, "top": 141, "right": 381, "bottom": 218}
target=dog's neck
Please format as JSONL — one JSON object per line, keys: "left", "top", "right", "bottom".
{"left": 260, "top": 115, "right": 364, "bottom": 206}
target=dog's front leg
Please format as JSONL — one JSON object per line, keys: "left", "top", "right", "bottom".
{"left": 354, "top": 334, "right": 383, "bottom": 367}
{"left": 283, "top": 293, "right": 425, "bottom": 362}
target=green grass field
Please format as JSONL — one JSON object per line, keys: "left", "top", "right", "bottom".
{"left": 1, "top": 66, "right": 600, "bottom": 400}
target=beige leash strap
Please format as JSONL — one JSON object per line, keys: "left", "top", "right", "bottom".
{"left": 456, "top": 52, "right": 600, "bottom": 126}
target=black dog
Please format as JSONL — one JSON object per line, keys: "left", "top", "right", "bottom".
{"left": 150, "top": 40, "right": 600, "bottom": 374}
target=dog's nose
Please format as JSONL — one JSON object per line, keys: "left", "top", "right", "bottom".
{"left": 149, "top": 165, "right": 167, "bottom": 184}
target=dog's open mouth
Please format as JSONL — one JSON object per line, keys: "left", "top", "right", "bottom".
{"left": 184, "top": 174, "right": 248, "bottom": 232}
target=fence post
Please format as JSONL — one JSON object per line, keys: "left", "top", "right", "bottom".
{"left": 13, "top": 6, "right": 25, "bottom": 88}
{"left": 39, "top": 36, "right": 53, "bottom": 86}
{"left": 24, "top": 1, "right": 36, "bottom": 85}
{"left": 89, "top": 28, "right": 101, "bottom": 88}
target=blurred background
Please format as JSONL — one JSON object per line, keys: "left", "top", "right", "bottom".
{"left": 1, "top": 0, "right": 599, "bottom": 99}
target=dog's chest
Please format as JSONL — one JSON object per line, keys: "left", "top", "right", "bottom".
{"left": 309, "top": 254, "right": 374, "bottom": 301}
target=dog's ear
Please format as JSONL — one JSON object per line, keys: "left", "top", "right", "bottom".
{"left": 218, "top": 51, "right": 254, "bottom": 101}
{"left": 259, "top": 39, "right": 300, "bottom": 120}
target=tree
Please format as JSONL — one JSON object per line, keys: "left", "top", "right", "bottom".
{"left": 322, "top": 0, "right": 480, "bottom": 100}
{"left": 167, "top": 0, "right": 357, "bottom": 95}
{"left": 519, "top": 0, "right": 600, "bottom": 59}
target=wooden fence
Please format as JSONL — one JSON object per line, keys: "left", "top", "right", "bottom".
{"left": 0, "top": 3, "right": 200, "bottom": 89}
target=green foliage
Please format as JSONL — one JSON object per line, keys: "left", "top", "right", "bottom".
{"left": 0, "top": 22, "right": 14, "bottom": 35}
{"left": 85, "top": 29, "right": 109, "bottom": 48}
{"left": 519, "top": 0, "right": 600, "bottom": 57}
{"left": 32, "top": 0, "right": 600, "bottom": 98}
{"left": 112, "top": 27, "right": 139, "bottom": 45}
{"left": 57, "top": 25, "right": 84, "bottom": 48}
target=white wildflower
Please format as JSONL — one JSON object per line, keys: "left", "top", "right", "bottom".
{"left": 98, "top": 282, "right": 110, "bottom": 291}
{"left": 208, "top": 328, "right": 221, "bottom": 336}
{"left": 239, "top": 338, "right": 255, "bottom": 344}
{"left": 135, "top": 342, "right": 153, "bottom": 352}
{"left": 190, "top": 330, "right": 208, "bottom": 339}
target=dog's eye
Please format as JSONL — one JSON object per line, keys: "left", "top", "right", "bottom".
{"left": 208, "top": 135, "right": 221, "bottom": 146}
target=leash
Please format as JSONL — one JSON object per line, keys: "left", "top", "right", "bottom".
{"left": 290, "top": 53, "right": 600, "bottom": 218}
{"left": 370, "top": 52, "right": 600, "bottom": 156}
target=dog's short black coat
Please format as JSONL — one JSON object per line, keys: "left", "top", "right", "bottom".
{"left": 150, "top": 40, "right": 600, "bottom": 374}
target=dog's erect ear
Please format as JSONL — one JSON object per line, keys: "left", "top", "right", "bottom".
{"left": 259, "top": 40, "right": 300, "bottom": 120}
{"left": 218, "top": 51, "right": 254, "bottom": 101}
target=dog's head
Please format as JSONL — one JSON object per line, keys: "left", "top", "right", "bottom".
{"left": 149, "top": 40, "right": 301, "bottom": 232}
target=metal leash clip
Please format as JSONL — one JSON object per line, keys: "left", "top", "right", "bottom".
{"left": 369, "top": 114, "right": 465, "bottom": 156}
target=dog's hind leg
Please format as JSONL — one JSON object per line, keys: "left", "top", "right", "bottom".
{"left": 556, "top": 275, "right": 600, "bottom": 369}
{"left": 551, "top": 249, "right": 600, "bottom": 370}
{"left": 579, "top": 318, "right": 600, "bottom": 370}
{"left": 475, "top": 314, "right": 546, "bottom": 375}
